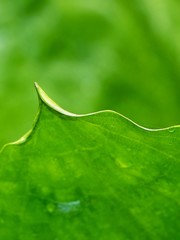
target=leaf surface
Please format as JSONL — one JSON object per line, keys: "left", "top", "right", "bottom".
{"left": 0, "top": 84, "right": 179, "bottom": 240}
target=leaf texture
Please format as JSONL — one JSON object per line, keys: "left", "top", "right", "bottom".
{"left": 0, "top": 84, "right": 179, "bottom": 240}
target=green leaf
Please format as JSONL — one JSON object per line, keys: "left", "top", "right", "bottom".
{"left": 1, "top": 0, "right": 180, "bottom": 148}
{"left": 0, "top": 83, "right": 179, "bottom": 240}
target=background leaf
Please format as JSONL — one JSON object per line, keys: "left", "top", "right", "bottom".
{"left": 0, "top": 0, "right": 180, "bottom": 148}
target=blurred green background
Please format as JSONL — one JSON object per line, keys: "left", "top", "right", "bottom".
{"left": 0, "top": 0, "right": 180, "bottom": 148}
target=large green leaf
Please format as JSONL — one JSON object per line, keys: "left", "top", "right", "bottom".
{"left": 0, "top": 84, "right": 179, "bottom": 239}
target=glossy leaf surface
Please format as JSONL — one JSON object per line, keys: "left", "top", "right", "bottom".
{"left": 0, "top": 84, "right": 179, "bottom": 239}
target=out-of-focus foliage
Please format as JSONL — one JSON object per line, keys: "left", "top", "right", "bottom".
{"left": 0, "top": 0, "right": 180, "bottom": 148}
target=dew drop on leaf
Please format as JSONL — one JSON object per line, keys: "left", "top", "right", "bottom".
{"left": 58, "top": 200, "right": 81, "bottom": 213}
{"left": 168, "top": 128, "right": 175, "bottom": 133}
{"left": 0, "top": 219, "right": 4, "bottom": 224}
{"left": 46, "top": 203, "right": 56, "bottom": 214}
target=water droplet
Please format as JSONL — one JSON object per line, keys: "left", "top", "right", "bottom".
{"left": 41, "top": 186, "right": 50, "bottom": 196}
{"left": 58, "top": 200, "right": 80, "bottom": 213}
{"left": 0, "top": 218, "right": 4, "bottom": 224}
{"left": 116, "top": 159, "right": 129, "bottom": 168}
{"left": 46, "top": 203, "right": 55, "bottom": 214}
{"left": 168, "top": 128, "right": 175, "bottom": 133}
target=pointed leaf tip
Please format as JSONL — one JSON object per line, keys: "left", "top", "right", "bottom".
{"left": 34, "top": 83, "right": 77, "bottom": 117}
